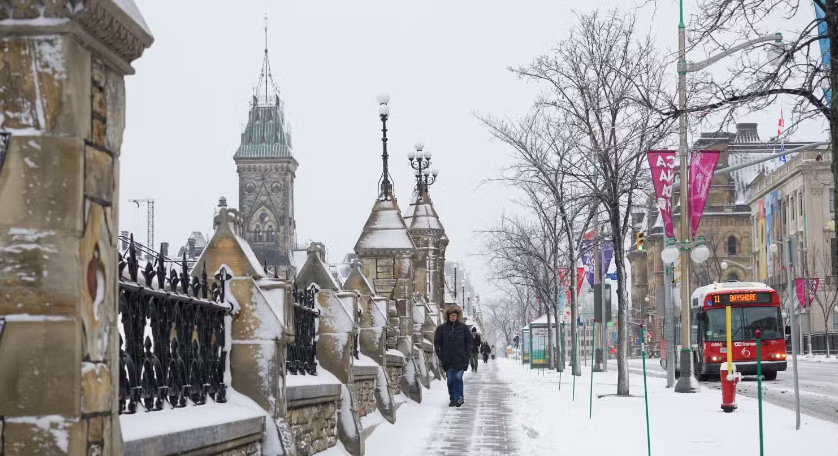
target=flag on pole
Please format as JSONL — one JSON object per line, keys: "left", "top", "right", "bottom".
{"left": 778, "top": 109, "right": 786, "bottom": 162}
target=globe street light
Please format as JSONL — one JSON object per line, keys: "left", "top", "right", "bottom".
{"left": 377, "top": 94, "right": 393, "bottom": 200}
{"left": 673, "top": 0, "right": 782, "bottom": 392}
{"left": 407, "top": 142, "right": 438, "bottom": 195}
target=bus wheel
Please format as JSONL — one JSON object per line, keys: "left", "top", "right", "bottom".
{"left": 763, "top": 371, "right": 777, "bottom": 381}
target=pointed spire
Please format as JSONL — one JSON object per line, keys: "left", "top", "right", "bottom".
{"left": 254, "top": 12, "right": 280, "bottom": 108}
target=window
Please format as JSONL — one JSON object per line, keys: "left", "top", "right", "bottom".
{"left": 727, "top": 272, "right": 739, "bottom": 282}
{"left": 267, "top": 225, "right": 275, "bottom": 242}
{"left": 254, "top": 225, "right": 262, "bottom": 242}
{"left": 830, "top": 190, "right": 834, "bottom": 214}
{"left": 782, "top": 200, "right": 787, "bottom": 226}
{"left": 799, "top": 192, "right": 804, "bottom": 216}
{"left": 791, "top": 195, "right": 795, "bottom": 220}
{"left": 704, "top": 306, "right": 782, "bottom": 341}
{"left": 727, "top": 236, "right": 737, "bottom": 255}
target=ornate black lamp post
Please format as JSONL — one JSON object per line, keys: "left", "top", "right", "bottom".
{"left": 407, "top": 141, "right": 438, "bottom": 195}
{"left": 377, "top": 93, "right": 394, "bottom": 201}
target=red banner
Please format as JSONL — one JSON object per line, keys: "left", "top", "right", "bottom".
{"left": 647, "top": 151, "right": 676, "bottom": 238}
{"left": 688, "top": 150, "right": 720, "bottom": 237}
{"left": 795, "top": 278, "right": 820, "bottom": 308}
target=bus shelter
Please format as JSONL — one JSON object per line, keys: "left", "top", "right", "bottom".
{"left": 521, "top": 327, "right": 531, "bottom": 364}
{"left": 529, "top": 315, "right": 557, "bottom": 369}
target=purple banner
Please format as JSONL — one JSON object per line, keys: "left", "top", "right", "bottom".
{"left": 582, "top": 238, "right": 613, "bottom": 286}
{"left": 688, "top": 150, "right": 720, "bottom": 237}
{"left": 647, "top": 150, "right": 676, "bottom": 238}
{"left": 795, "top": 278, "right": 820, "bottom": 308}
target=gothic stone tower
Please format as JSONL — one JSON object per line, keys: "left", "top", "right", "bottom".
{"left": 234, "top": 31, "right": 296, "bottom": 272}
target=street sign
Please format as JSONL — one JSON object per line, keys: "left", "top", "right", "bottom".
{"left": 606, "top": 272, "right": 617, "bottom": 280}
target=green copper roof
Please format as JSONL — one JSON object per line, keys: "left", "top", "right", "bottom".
{"left": 234, "top": 98, "right": 293, "bottom": 160}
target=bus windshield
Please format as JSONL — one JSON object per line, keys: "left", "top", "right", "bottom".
{"left": 704, "top": 306, "right": 783, "bottom": 341}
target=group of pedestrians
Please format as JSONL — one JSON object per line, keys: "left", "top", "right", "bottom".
{"left": 433, "top": 304, "right": 494, "bottom": 408}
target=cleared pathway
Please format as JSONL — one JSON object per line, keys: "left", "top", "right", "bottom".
{"left": 422, "top": 360, "right": 519, "bottom": 456}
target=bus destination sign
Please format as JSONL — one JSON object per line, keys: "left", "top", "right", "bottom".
{"left": 710, "top": 292, "right": 773, "bottom": 305}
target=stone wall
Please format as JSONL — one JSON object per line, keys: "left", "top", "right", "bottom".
{"left": 287, "top": 401, "right": 338, "bottom": 456}
{"left": 214, "top": 442, "right": 261, "bottom": 456}
{"left": 352, "top": 379, "right": 377, "bottom": 417}
{"left": 386, "top": 365, "right": 404, "bottom": 396}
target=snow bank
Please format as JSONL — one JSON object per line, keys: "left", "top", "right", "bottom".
{"left": 362, "top": 378, "right": 449, "bottom": 456}
{"left": 497, "top": 358, "right": 838, "bottom": 455}
{"left": 286, "top": 365, "right": 342, "bottom": 387}
{"left": 356, "top": 353, "right": 379, "bottom": 367}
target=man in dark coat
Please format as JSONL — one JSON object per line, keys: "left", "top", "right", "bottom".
{"left": 469, "top": 327, "right": 482, "bottom": 372}
{"left": 434, "top": 305, "right": 470, "bottom": 407}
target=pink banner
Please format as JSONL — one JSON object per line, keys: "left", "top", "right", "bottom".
{"left": 795, "top": 278, "right": 820, "bottom": 308}
{"left": 688, "top": 150, "right": 720, "bottom": 237}
{"left": 647, "top": 150, "right": 676, "bottom": 238}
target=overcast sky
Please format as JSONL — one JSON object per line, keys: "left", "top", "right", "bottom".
{"left": 121, "top": 0, "right": 826, "bottom": 299}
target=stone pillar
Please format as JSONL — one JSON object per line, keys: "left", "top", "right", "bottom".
{"left": 0, "top": 3, "right": 152, "bottom": 455}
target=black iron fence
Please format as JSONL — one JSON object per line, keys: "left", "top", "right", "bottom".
{"left": 803, "top": 332, "right": 838, "bottom": 356}
{"left": 287, "top": 283, "right": 320, "bottom": 375}
{"left": 118, "top": 235, "right": 233, "bottom": 414}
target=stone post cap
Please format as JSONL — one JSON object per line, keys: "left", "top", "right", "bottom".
{"left": 1, "top": 0, "right": 154, "bottom": 74}
{"left": 307, "top": 242, "right": 326, "bottom": 261}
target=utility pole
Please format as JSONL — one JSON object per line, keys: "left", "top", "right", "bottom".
{"left": 674, "top": 0, "right": 698, "bottom": 393}
{"left": 594, "top": 232, "right": 604, "bottom": 372}
{"left": 664, "top": 253, "right": 676, "bottom": 387}
{"left": 783, "top": 236, "right": 802, "bottom": 429}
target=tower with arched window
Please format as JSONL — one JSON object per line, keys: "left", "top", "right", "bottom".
{"left": 234, "top": 23, "right": 297, "bottom": 272}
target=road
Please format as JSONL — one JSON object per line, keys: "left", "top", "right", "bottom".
{"left": 627, "top": 357, "right": 838, "bottom": 424}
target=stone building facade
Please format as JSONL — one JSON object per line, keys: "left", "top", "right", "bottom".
{"left": 628, "top": 124, "right": 787, "bottom": 353}
{"left": 234, "top": 39, "right": 297, "bottom": 273}
{"left": 0, "top": 2, "right": 153, "bottom": 455}
{"left": 747, "top": 149, "right": 836, "bottom": 334}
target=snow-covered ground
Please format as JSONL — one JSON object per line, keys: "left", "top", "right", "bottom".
{"left": 504, "top": 358, "right": 837, "bottom": 455}
{"left": 335, "top": 358, "right": 837, "bottom": 455}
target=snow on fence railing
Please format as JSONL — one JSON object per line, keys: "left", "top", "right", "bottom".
{"left": 118, "top": 234, "right": 234, "bottom": 414}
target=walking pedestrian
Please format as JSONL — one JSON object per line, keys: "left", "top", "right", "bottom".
{"left": 481, "top": 342, "right": 490, "bottom": 364}
{"left": 434, "top": 305, "right": 471, "bottom": 407}
{"left": 469, "top": 327, "right": 482, "bottom": 372}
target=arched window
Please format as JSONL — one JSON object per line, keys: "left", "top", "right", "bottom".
{"left": 727, "top": 236, "right": 737, "bottom": 255}
{"left": 254, "top": 225, "right": 262, "bottom": 242}
{"left": 267, "top": 225, "right": 275, "bottom": 242}
{"left": 727, "top": 272, "right": 739, "bottom": 282}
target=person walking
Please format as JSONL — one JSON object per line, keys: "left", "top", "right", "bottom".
{"left": 481, "top": 342, "right": 490, "bottom": 364}
{"left": 434, "top": 305, "right": 471, "bottom": 407}
{"left": 469, "top": 327, "right": 482, "bottom": 372}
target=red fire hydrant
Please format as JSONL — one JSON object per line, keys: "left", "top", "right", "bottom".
{"left": 720, "top": 363, "right": 742, "bottom": 413}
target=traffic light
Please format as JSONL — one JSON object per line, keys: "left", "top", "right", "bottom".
{"left": 636, "top": 232, "right": 645, "bottom": 251}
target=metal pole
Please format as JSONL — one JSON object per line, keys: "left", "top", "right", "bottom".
{"left": 594, "top": 235, "right": 604, "bottom": 372}
{"left": 641, "top": 324, "right": 652, "bottom": 456}
{"left": 785, "top": 237, "right": 801, "bottom": 429}
{"left": 589, "top": 322, "right": 596, "bottom": 419}
{"left": 603, "top": 277, "right": 608, "bottom": 371}
{"left": 665, "top": 259, "right": 676, "bottom": 387}
{"left": 674, "top": 0, "right": 698, "bottom": 393}
{"left": 803, "top": 211, "right": 814, "bottom": 356}
{"left": 756, "top": 331, "right": 765, "bottom": 456}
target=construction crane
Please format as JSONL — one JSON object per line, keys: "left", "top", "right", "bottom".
{"left": 128, "top": 198, "right": 155, "bottom": 251}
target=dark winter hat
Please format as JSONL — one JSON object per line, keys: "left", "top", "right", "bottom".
{"left": 471, "top": 327, "right": 477, "bottom": 333}
{"left": 443, "top": 305, "right": 463, "bottom": 320}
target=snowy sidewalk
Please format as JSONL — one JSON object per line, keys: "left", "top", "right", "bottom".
{"left": 422, "top": 361, "right": 519, "bottom": 455}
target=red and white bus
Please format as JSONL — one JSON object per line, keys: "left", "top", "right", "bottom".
{"left": 661, "top": 282, "right": 787, "bottom": 381}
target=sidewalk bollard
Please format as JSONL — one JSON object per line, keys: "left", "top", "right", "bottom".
{"left": 756, "top": 329, "right": 764, "bottom": 456}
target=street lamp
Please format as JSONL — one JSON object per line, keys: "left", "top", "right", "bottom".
{"left": 407, "top": 142, "right": 439, "bottom": 195}
{"left": 672, "top": 0, "right": 783, "bottom": 393}
{"left": 377, "top": 93, "right": 393, "bottom": 201}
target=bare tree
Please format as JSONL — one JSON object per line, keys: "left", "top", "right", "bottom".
{"left": 691, "top": 232, "right": 728, "bottom": 287}
{"left": 479, "top": 205, "right": 564, "bottom": 369}
{"left": 478, "top": 109, "right": 598, "bottom": 375}
{"left": 484, "top": 300, "right": 516, "bottom": 349}
{"left": 644, "top": 0, "right": 837, "bottom": 218}
{"left": 509, "top": 10, "right": 674, "bottom": 394}
{"left": 808, "top": 243, "right": 837, "bottom": 356}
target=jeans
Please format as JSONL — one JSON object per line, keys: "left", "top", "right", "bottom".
{"left": 446, "top": 369, "right": 464, "bottom": 401}
{"left": 469, "top": 353, "right": 479, "bottom": 371}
